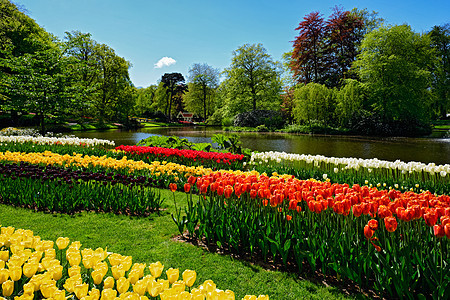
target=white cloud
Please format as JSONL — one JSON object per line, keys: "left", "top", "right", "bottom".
{"left": 154, "top": 57, "right": 176, "bottom": 68}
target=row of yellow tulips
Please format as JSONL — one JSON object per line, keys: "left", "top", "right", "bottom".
{"left": 0, "top": 151, "right": 214, "bottom": 181}
{"left": 0, "top": 226, "right": 268, "bottom": 300}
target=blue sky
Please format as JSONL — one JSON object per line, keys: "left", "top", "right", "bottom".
{"left": 16, "top": 0, "right": 449, "bottom": 88}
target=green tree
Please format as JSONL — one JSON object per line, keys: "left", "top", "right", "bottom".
{"left": 292, "top": 82, "right": 335, "bottom": 127}
{"left": 184, "top": 63, "right": 219, "bottom": 120}
{"left": 335, "top": 79, "right": 367, "bottom": 126}
{"left": 354, "top": 25, "right": 435, "bottom": 128}
{"left": 221, "top": 43, "right": 282, "bottom": 116}
{"left": 161, "top": 73, "right": 187, "bottom": 120}
{"left": 92, "top": 43, "right": 132, "bottom": 122}
{"left": 134, "top": 85, "right": 157, "bottom": 116}
{"left": 429, "top": 23, "right": 449, "bottom": 119}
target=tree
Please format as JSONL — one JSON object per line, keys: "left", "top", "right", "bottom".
{"left": 335, "top": 79, "right": 367, "bottom": 126}
{"left": 292, "top": 83, "right": 336, "bottom": 127}
{"left": 222, "top": 43, "right": 282, "bottom": 116}
{"left": 92, "top": 43, "right": 132, "bottom": 122}
{"left": 134, "top": 85, "right": 157, "bottom": 116}
{"left": 429, "top": 23, "right": 449, "bottom": 119}
{"left": 3, "top": 43, "right": 76, "bottom": 133}
{"left": 290, "top": 12, "right": 327, "bottom": 85}
{"left": 184, "top": 63, "right": 220, "bottom": 120}
{"left": 354, "top": 25, "right": 435, "bottom": 130}
{"left": 326, "top": 6, "right": 364, "bottom": 86}
{"left": 161, "top": 73, "right": 187, "bottom": 120}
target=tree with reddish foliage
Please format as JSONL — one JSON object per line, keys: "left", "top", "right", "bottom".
{"left": 290, "top": 12, "right": 327, "bottom": 85}
{"left": 326, "top": 6, "right": 364, "bottom": 86}
{"left": 290, "top": 8, "right": 364, "bottom": 88}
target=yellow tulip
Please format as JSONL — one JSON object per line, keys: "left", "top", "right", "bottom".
{"left": 127, "top": 269, "right": 140, "bottom": 285}
{"left": 40, "top": 280, "right": 57, "bottom": 298}
{"left": 23, "top": 261, "right": 39, "bottom": 278}
{"left": 149, "top": 261, "right": 164, "bottom": 278}
{"left": 103, "top": 276, "right": 115, "bottom": 289}
{"left": 121, "top": 256, "right": 132, "bottom": 271}
{"left": 49, "top": 264, "right": 63, "bottom": 281}
{"left": 256, "top": 295, "right": 269, "bottom": 300}
{"left": 101, "top": 288, "right": 118, "bottom": 300}
{"left": 0, "top": 251, "right": 9, "bottom": 262}
{"left": 56, "top": 237, "right": 70, "bottom": 250}
{"left": 2, "top": 280, "right": 13, "bottom": 297}
{"left": 92, "top": 269, "right": 105, "bottom": 285}
{"left": 53, "top": 289, "right": 66, "bottom": 300}
{"left": 1, "top": 226, "right": 14, "bottom": 236}
{"left": 89, "top": 288, "right": 100, "bottom": 300}
{"left": 67, "top": 251, "right": 81, "bottom": 266}
{"left": 45, "top": 248, "right": 56, "bottom": 259}
{"left": 165, "top": 268, "right": 179, "bottom": 284}
{"left": 182, "top": 269, "right": 197, "bottom": 287}
{"left": 0, "top": 262, "right": 4, "bottom": 269}
{"left": 132, "top": 279, "right": 147, "bottom": 296}
{"left": 0, "top": 269, "right": 9, "bottom": 284}
{"left": 111, "top": 265, "right": 126, "bottom": 280}
{"left": 63, "top": 274, "right": 82, "bottom": 293}
{"left": 23, "top": 282, "right": 35, "bottom": 295}
{"left": 203, "top": 280, "right": 216, "bottom": 293}
{"left": 74, "top": 282, "right": 89, "bottom": 299}
{"left": 117, "top": 277, "right": 130, "bottom": 294}
{"left": 68, "top": 265, "right": 81, "bottom": 277}
{"left": 108, "top": 253, "right": 122, "bottom": 266}
{"left": 173, "top": 281, "right": 186, "bottom": 294}
{"left": 41, "top": 240, "right": 54, "bottom": 251}
{"left": 242, "top": 296, "right": 257, "bottom": 300}
{"left": 157, "top": 279, "right": 169, "bottom": 291}
{"left": 149, "top": 281, "right": 164, "bottom": 297}
{"left": 224, "top": 290, "right": 235, "bottom": 300}
{"left": 8, "top": 265, "right": 22, "bottom": 281}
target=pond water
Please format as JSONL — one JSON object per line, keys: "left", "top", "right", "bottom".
{"left": 72, "top": 126, "right": 450, "bottom": 165}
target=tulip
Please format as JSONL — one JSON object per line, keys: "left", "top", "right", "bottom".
{"left": 9, "top": 265, "right": 22, "bottom": 281}
{"left": 23, "top": 282, "right": 34, "bottom": 295}
{"left": 117, "top": 277, "right": 130, "bottom": 294}
{"left": 53, "top": 289, "right": 66, "bottom": 300}
{"left": 45, "top": 248, "right": 56, "bottom": 259}
{"left": 171, "top": 280, "right": 186, "bottom": 293}
{"left": 111, "top": 265, "right": 126, "bottom": 280}
{"left": 368, "top": 219, "right": 378, "bottom": 231}
{"left": 2, "top": 280, "right": 13, "bottom": 297}
{"left": 74, "top": 282, "right": 89, "bottom": 299}
{"left": 434, "top": 224, "right": 445, "bottom": 238}
{"left": 40, "top": 280, "right": 57, "bottom": 298}
{"left": 364, "top": 225, "right": 374, "bottom": 239}
{"left": 149, "top": 261, "right": 164, "bottom": 278}
{"left": 101, "top": 288, "right": 117, "bottom": 300}
{"left": 166, "top": 268, "right": 179, "bottom": 284}
{"left": 184, "top": 183, "right": 191, "bottom": 193}
{"left": 384, "top": 216, "right": 398, "bottom": 232}
{"left": 0, "top": 251, "right": 9, "bottom": 262}
{"left": 149, "top": 281, "right": 164, "bottom": 297}
{"left": 203, "top": 280, "right": 216, "bottom": 293}
{"left": 68, "top": 265, "right": 81, "bottom": 277}
{"left": 103, "top": 276, "right": 115, "bottom": 289}
{"left": 49, "top": 264, "right": 63, "bottom": 280}
{"left": 169, "top": 183, "right": 177, "bottom": 192}
{"left": 132, "top": 279, "right": 147, "bottom": 296}
{"left": 182, "top": 269, "right": 196, "bottom": 287}
{"left": 92, "top": 269, "right": 105, "bottom": 285}
{"left": 23, "top": 262, "right": 39, "bottom": 278}
{"left": 56, "top": 237, "right": 70, "bottom": 250}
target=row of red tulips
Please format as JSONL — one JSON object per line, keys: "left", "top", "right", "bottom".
{"left": 115, "top": 145, "right": 245, "bottom": 170}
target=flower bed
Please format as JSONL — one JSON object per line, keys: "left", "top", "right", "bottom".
{"left": 0, "top": 135, "right": 115, "bottom": 147}
{"left": 173, "top": 171, "right": 450, "bottom": 298}
{"left": 0, "top": 162, "right": 163, "bottom": 215}
{"left": 248, "top": 151, "right": 450, "bottom": 195}
{"left": 0, "top": 226, "right": 269, "bottom": 299}
{"left": 115, "top": 145, "right": 245, "bottom": 170}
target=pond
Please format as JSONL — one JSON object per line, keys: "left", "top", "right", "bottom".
{"left": 72, "top": 126, "right": 450, "bottom": 165}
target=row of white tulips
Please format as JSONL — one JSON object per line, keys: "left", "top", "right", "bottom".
{"left": 0, "top": 135, "right": 115, "bottom": 147}
{"left": 248, "top": 151, "right": 449, "bottom": 178}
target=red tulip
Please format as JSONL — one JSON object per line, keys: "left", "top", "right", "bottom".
{"left": 384, "top": 216, "right": 398, "bottom": 232}
{"left": 169, "top": 183, "right": 177, "bottom": 192}
{"left": 224, "top": 185, "right": 233, "bottom": 198}
{"left": 434, "top": 224, "right": 445, "bottom": 238}
{"left": 364, "top": 225, "right": 374, "bottom": 239}
{"left": 184, "top": 183, "right": 191, "bottom": 193}
{"left": 424, "top": 210, "right": 438, "bottom": 227}
{"left": 368, "top": 219, "right": 378, "bottom": 231}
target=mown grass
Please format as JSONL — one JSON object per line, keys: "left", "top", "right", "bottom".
{"left": 0, "top": 188, "right": 363, "bottom": 300}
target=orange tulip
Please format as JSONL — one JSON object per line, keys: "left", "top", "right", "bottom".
{"left": 169, "top": 183, "right": 177, "bottom": 192}
{"left": 368, "top": 219, "right": 378, "bottom": 231}
{"left": 434, "top": 224, "right": 445, "bottom": 238}
{"left": 184, "top": 183, "right": 191, "bottom": 193}
{"left": 384, "top": 216, "right": 398, "bottom": 232}
{"left": 364, "top": 225, "right": 374, "bottom": 239}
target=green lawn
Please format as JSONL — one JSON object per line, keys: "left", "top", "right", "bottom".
{"left": 0, "top": 188, "right": 363, "bottom": 299}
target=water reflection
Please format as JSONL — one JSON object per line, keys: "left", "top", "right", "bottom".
{"left": 72, "top": 127, "right": 450, "bottom": 165}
